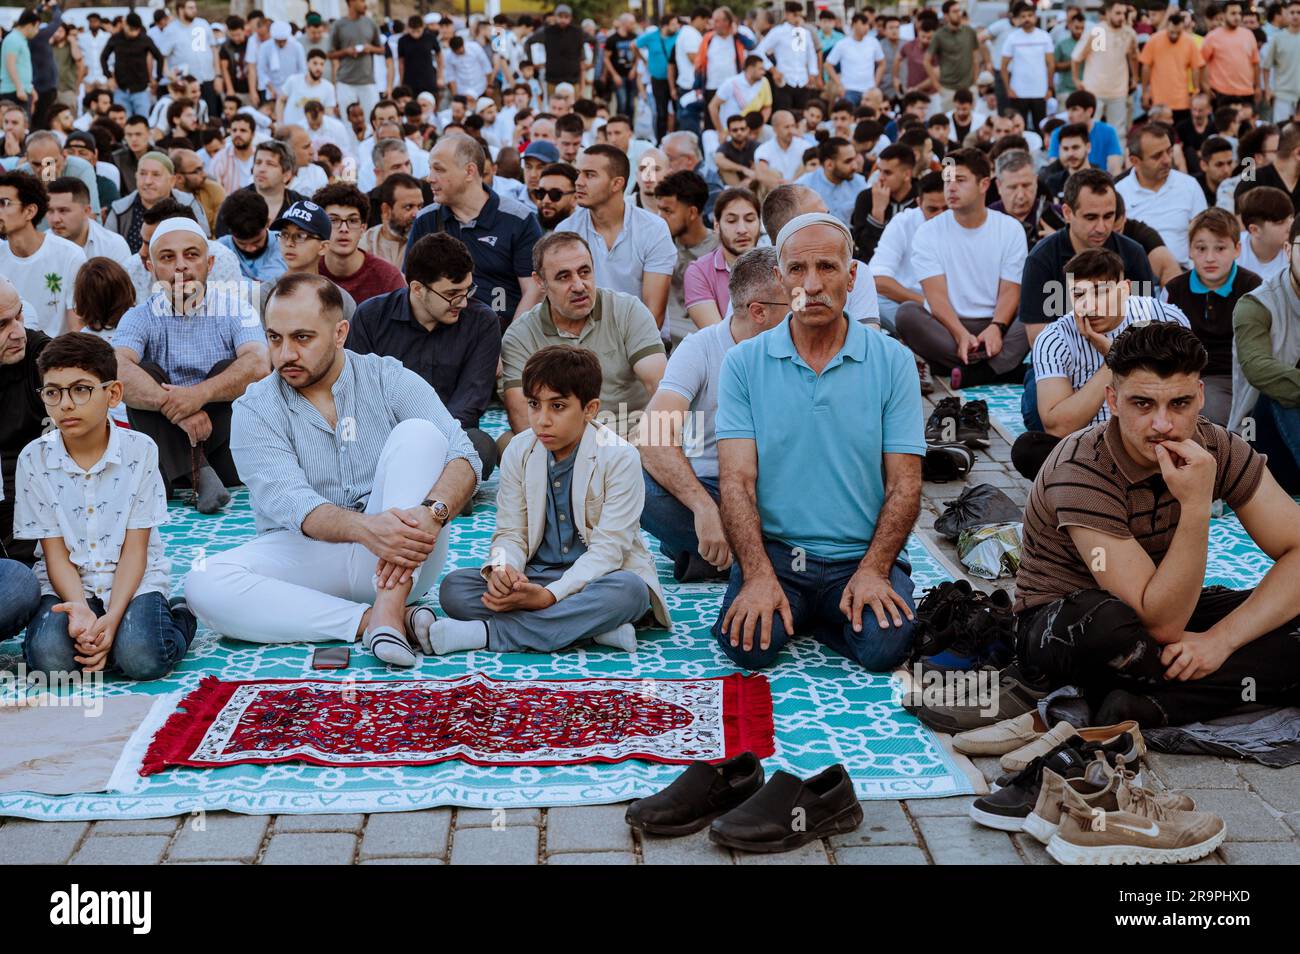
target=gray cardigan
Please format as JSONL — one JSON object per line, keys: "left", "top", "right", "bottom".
{"left": 104, "top": 189, "right": 211, "bottom": 248}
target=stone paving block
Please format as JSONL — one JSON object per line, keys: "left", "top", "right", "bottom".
{"left": 834, "top": 845, "right": 928, "bottom": 865}
{"left": 546, "top": 806, "right": 634, "bottom": 853}
{"left": 275, "top": 813, "right": 366, "bottom": 833}
{"left": 72, "top": 834, "right": 170, "bottom": 865}
{"left": 361, "top": 857, "right": 446, "bottom": 865}
{"left": 167, "top": 813, "right": 269, "bottom": 862}
{"left": 359, "top": 810, "right": 451, "bottom": 859}
{"left": 450, "top": 825, "right": 539, "bottom": 865}
{"left": 915, "top": 815, "right": 1023, "bottom": 865}
{"left": 456, "top": 807, "right": 541, "bottom": 827}
{"left": 1284, "top": 812, "right": 1300, "bottom": 837}
{"left": 1238, "top": 764, "right": 1300, "bottom": 813}
{"left": 261, "top": 833, "right": 357, "bottom": 865}
{"left": 1146, "top": 753, "right": 1244, "bottom": 790}
{"left": 827, "top": 801, "right": 917, "bottom": 847}
{"left": 1012, "top": 833, "right": 1055, "bottom": 865}
{"left": 0, "top": 821, "right": 88, "bottom": 864}
{"left": 904, "top": 795, "right": 975, "bottom": 817}
{"left": 973, "top": 758, "right": 1004, "bottom": 785}
{"left": 1219, "top": 841, "right": 1300, "bottom": 864}
{"left": 1181, "top": 789, "right": 1291, "bottom": 842}
{"left": 547, "top": 852, "right": 637, "bottom": 865}
{"left": 735, "top": 841, "right": 830, "bottom": 864}
{"left": 94, "top": 818, "right": 181, "bottom": 835}
{"left": 639, "top": 828, "right": 733, "bottom": 865}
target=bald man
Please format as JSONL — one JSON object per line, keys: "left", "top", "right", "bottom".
{"left": 753, "top": 110, "right": 810, "bottom": 187}
{"left": 712, "top": 213, "right": 925, "bottom": 673}
{"left": 114, "top": 219, "right": 269, "bottom": 513}
{"left": 0, "top": 277, "right": 50, "bottom": 564}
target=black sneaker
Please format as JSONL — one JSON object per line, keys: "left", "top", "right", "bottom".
{"left": 957, "top": 400, "right": 991, "bottom": 448}
{"left": 969, "top": 742, "right": 1091, "bottom": 832}
{"left": 922, "top": 442, "right": 974, "bottom": 482}
{"left": 992, "top": 727, "right": 1145, "bottom": 789}
{"left": 925, "top": 396, "right": 962, "bottom": 443}
{"left": 910, "top": 580, "right": 976, "bottom": 659}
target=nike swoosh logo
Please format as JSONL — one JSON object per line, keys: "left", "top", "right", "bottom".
{"left": 1111, "top": 820, "right": 1160, "bottom": 838}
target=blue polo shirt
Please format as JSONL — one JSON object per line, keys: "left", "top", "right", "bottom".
{"left": 1048, "top": 119, "right": 1123, "bottom": 171}
{"left": 716, "top": 315, "right": 926, "bottom": 561}
{"left": 406, "top": 186, "right": 542, "bottom": 327}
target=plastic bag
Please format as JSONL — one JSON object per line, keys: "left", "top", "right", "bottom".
{"left": 934, "top": 483, "right": 1023, "bottom": 541}
{"left": 957, "top": 522, "right": 1023, "bottom": 581}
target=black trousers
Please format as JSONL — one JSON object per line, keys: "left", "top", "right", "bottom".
{"left": 1009, "top": 97, "right": 1047, "bottom": 132}
{"left": 651, "top": 76, "right": 672, "bottom": 142}
{"left": 465, "top": 426, "right": 498, "bottom": 482}
{"left": 772, "top": 83, "right": 815, "bottom": 115}
{"left": 126, "top": 360, "right": 239, "bottom": 496}
{"left": 1010, "top": 430, "right": 1062, "bottom": 481}
{"left": 1017, "top": 587, "right": 1300, "bottom": 726}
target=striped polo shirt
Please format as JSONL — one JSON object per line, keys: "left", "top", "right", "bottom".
{"left": 1031, "top": 296, "right": 1189, "bottom": 426}
{"left": 1014, "top": 417, "right": 1265, "bottom": 613}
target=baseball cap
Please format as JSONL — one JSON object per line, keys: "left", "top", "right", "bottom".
{"left": 523, "top": 140, "right": 560, "bottom": 164}
{"left": 64, "top": 131, "right": 97, "bottom": 152}
{"left": 272, "top": 200, "right": 332, "bottom": 241}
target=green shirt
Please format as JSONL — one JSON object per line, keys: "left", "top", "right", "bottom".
{"left": 1054, "top": 35, "right": 1079, "bottom": 97}
{"left": 928, "top": 24, "right": 979, "bottom": 90}
{"left": 1233, "top": 294, "right": 1300, "bottom": 406}
{"left": 0, "top": 32, "right": 32, "bottom": 95}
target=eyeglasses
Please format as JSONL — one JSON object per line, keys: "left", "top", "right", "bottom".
{"left": 327, "top": 214, "right": 364, "bottom": 230}
{"left": 279, "top": 231, "right": 321, "bottom": 246}
{"left": 530, "top": 187, "right": 575, "bottom": 202}
{"left": 423, "top": 283, "right": 477, "bottom": 308}
{"left": 37, "top": 382, "right": 115, "bottom": 406}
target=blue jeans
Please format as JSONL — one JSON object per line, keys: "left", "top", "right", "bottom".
{"left": 711, "top": 539, "right": 916, "bottom": 672}
{"left": 676, "top": 98, "right": 703, "bottom": 138}
{"left": 641, "top": 471, "right": 721, "bottom": 562}
{"left": 612, "top": 78, "right": 636, "bottom": 117}
{"left": 24, "top": 592, "right": 196, "bottom": 681}
{"left": 1251, "top": 395, "right": 1300, "bottom": 493}
{"left": 1020, "top": 362, "right": 1044, "bottom": 432}
{"left": 0, "top": 559, "right": 40, "bottom": 640}
{"left": 842, "top": 89, "right": 863, "bottom": 107}
{"left": 113, "top": 88, "right": 152, "bottom": 117}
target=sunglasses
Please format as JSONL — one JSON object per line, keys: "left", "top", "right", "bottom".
{"left": 530, "top": 187, "right": 574, "bottom": 202}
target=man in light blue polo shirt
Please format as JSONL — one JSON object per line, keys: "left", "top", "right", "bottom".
{"left": 713, "top": 212, "right": 926, "bottom": 672}
{"left": 794, "top": 137, "right": 868, "bottom": 223}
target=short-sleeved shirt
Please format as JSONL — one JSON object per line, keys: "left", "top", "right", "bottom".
{"left": 658, "top": 316, "right": 737, "bottom": 480}
{"left": 553, "top": 202, "right": 676, "bottom": 301}
{"left": 15, "top": 426, "right": 171, "bottom": 603}
{"left": 636, "top": 27, "right": 676, "bottom": 81}
{"left": 1018, "top": 227, "right": 1156, "bottom": 327}
{"left": 1000, "top": 28, "right": 1054, "bottom": 98}
{"left": 1161, "top": 263, "right": 1262, "bottom": 377}
{"left": 329, "top": 15, "right": 381, "bottom": 86}
{"left": 714, "top": 73, "right": 772, "bottom": 123}
{"left": 1072, "top": 23, "right": 1137, "bottom": 99}
{"left": 683, "top": 246, "right": 732, "bottom": 318}
{"left": 501, "top": 289, "right": 665, "bottom": 436}
{"left": 1114, "top": 169, "right": 1207, "bottom": 267}
{"left": 1047, "top": 120, "right": 1123, "bottom": 171}
{"left": 0, "top": 31, "right": 32, "bottom": 95}
{"left": 2, "top": 233, "right": 85, "bottom": 338}
{"left": 1139, "top": 32, "right": 1204, "bottom": 111}
{"left": 397, "top": 31, "right": 440, "bottom": 94}
{"left": 718, "top": 138, "right": 758, "bottom": 169}
{"left": 1015, "top": 418, "right": 1266, "bottom": 613}
{"left": 826, "top": 33, "right": 885, "bottom": 92}
{"left": 715, "top": 315, "right": 926, "bottom": 561}
{"left": 911, "top": 209, "right": 1027, "bottom": 318}
{"left": 534, "top": 449, "right": 586, "bottom": 567}
{"left": 114, "top": 292, "right": 265, "bottom": 387}
{"left": 1200, "top": 25, "right": 1260, "bottom": 97}
{"left": 928, "top": 24, "right": 979, "bottom": 90}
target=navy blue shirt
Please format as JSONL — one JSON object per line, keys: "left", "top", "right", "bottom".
{"left": 1018, "top": 227, "right": 1157, "bottom": 327}
{"left": 346, "top": 287, "right": 502, "bottom": 430}
{"left": 406, "top": 186, "right": 542, "bottom": 328}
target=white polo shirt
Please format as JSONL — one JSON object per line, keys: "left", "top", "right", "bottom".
{"left": 554, "top": 201, "right": 677, "bottom": 299}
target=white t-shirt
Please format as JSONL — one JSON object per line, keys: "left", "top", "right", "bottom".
{"left": 1000, "top": 28, "right": 1054, "bottom": 99}
{"left": 1237, "top": 231, "right": 1288, "bottom": 282}
{"left": 826, "top": 34, "right": 885, "bottom": 92}
{"left": 911, "top": 209, "right": 1027, "bottom": 317}
{"left": 754, "top": 137, "right": 807, "bottom": 182}
{"left": 280, "top": 74, "right": 338, "bottom": 127}
{"left": 871, "top": 207, "right": 927, "bottom": 292}
{"left": 657, "top": 316, "right": 738, "bottom": 479}
{"left": 675, "top": 24, "right": 704, "bottom": 92}
{"left": 2, "top": 234, "right": 86, "bottom": 337}
{"left": 705, "top": 32, "right": 741, "bottom": 89}
{"left": 714, "top": 73, "right": 769, "bottom": 123}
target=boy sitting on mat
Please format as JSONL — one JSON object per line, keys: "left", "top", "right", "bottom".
{"left": 435, "top": 347, "right": 671, "bottom": 654}
{"left": 15, "top": 333, "right": 197, "bottom": 680}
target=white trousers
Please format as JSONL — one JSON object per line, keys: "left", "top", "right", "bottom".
{"left": 185, "top": 419, "right": 452, "bottom": 644}
{"left": 336, "top": 82, "right": 380, "bottom": 122}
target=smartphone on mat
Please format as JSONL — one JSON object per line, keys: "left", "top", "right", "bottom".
{"left": 312, "top": 647, "right": 350, "bottom": 670}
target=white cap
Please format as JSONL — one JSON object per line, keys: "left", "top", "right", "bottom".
{"left": 149, "top": 217, "right": 208, "bottom": 251}
{"left": 774, "top": 212, "right": 854, "bottom": 260}
{"left": 475, "top": 96, "right": 495, "bottom": 113}
{"left": 424, "top": 12, "right": 441, "bottom": 24}
{"left": 270, "top": 20, "right": 292, "bottom": 40}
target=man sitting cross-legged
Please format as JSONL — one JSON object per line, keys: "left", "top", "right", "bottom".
{"left": 435, "top": 347, "right": 670, "bottom": 655}
{"left": 638, "top": 247, "right": 788, "bottom": 583}
{"left": 712, "top": 212, "right": 926, "bottom": 672}
{"left": 1011, "top": 248, "right": 1189, "bottom": 481}
{"left": 184, "top": 274, "right": 480, "bottom": 668}
{"left": 1013, "top": 322, "right": 1300, "bottom": 728}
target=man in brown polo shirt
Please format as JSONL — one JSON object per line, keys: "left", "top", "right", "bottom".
{"left": 1014, "top": 322, "right": 1300, "bottom": 727}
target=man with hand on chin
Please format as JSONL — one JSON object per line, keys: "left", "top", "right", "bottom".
{"left": 185, "top": 273, "right": 480, "bottom": 668}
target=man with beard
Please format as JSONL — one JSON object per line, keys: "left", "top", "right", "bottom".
{"left": 683, "top": 187, "right": 761, "bottom": 329}
{"left": 208, "top": 112, "right": 257, "bottom": 194}
{"left": 655, "top": 170, "right": 720, "bottom": 346}
{"left": 531, "top": 163, "right": 577, "bottom": 233}
{"left": 348, "top": 233, "right": 502, "bottom": 483}
{"left": 214, "top": 140, "right": 308, "bottom": 238}
{"left": 365, "top": 138, "right": 433, "bottom": 227}
{"left": 359, "top": 172, "right": 424, "bottom": 271}
{"left": 184, "top": 272, "right": 477, "bottom": 667}
{"left": 521, "top": 140, "right": 560, "bottom": 198}
{"left": 216, "top": 189, "right": 287, "bottom": 283}
{"left": 113, "top": 217, "right": 270, "bottom": 512}
{"left": 0, "top": 276, "right": 53, "bottom": 564}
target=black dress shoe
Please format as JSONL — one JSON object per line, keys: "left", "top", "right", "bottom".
{"left": 709, "top": 764, "right": 862, "bottom": 853}
{"left": 625, "top": 752, "right": 765, "bottom": 836}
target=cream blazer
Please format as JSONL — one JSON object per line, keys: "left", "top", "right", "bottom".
{"left": 481, "top": 421, "right": 671, "bottom": 627}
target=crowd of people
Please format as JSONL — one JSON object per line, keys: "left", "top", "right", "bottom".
{"left": 1, "top": 0, "right": 1300, "bottom": 737}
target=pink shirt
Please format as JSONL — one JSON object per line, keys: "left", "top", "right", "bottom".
{"left": 683, "top": 246, "right": 732, "bottom": 316}
{"left": 1201, "top": 26, "right": 1259, "bottom": 97}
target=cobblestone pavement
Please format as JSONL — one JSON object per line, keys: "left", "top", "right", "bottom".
{"left": 6, "top": 387, "right": 1298, "bottom": 865}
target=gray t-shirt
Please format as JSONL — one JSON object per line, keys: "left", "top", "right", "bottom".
{"left": 329, "top": 15, "right": 380, "bottom": 86}
{"left": 656, "top": 317, "right": 736, "bottom": 480}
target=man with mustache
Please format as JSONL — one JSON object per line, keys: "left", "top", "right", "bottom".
{"left": 358, "top": 172, "right": 424, "bottom": 272}
{"left": 531, "top": 163, "right": 577, "bottom": 233}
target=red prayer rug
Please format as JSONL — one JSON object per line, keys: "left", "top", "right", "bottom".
{"left": 140, "top": 673, "right": 774, "bottom": 775}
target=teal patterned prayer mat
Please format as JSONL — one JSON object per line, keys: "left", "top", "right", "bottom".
{"left": 957, "top": 384, "right": 1027, "bottom": 439}
{"left": 0, "top": 411, "right": 984, "bottom": 820}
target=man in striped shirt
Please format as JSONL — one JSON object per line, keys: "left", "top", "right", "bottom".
{"left": 184, "top": 274, "right": 480, "bottom": 668}
{"left": 1010, "top": 248, "right": 1189, "bottom": 480}
{"left": 1013, "top": 322, "right": 1300, "bottom": 729}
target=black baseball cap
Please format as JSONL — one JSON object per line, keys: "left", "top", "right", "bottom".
{"left": 272, "top": 200, "right": 332, "bottom": 240}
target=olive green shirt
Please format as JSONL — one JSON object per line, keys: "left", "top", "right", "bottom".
{"left": 928, "top": 24, "right": 980, "bottom": 90}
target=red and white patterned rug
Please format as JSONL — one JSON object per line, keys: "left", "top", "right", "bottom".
{"left": 140, "top": 673, "right": 775, "bottom": 775}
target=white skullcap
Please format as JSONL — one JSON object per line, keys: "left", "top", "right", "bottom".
{"left": 774, "top": 212, "right": 854, "bottom": 260}
{"left": 270, "top": 20, "right": 292, "bottom": 40}
{"left": 149, "top": 217, "right": 207, "bottom": 251}
{"left": 475, "top": 96, "right": 496, "bottom": 113}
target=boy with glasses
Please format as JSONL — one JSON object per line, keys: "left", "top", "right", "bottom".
{"left": 312, "top": 183, "right": 405, "bottom": 306}
{"left": 261, "top": 199, "right": 358, "bottom": 320}
{"left": 16, "top": 332, "right": 196, "bottom": 681}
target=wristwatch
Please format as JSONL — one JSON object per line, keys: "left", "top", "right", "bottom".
{"left": 421, "top": 498, "right": 450, "bottom": 523}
